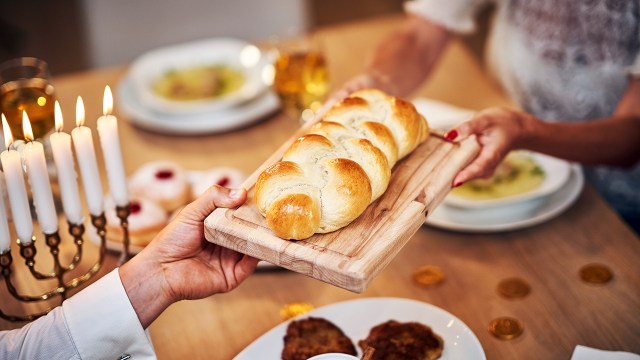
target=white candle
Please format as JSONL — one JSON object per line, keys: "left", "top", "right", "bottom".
{"left": 23, "top": 111, "right": 58, "bottom": 234}
{"left": 71, "top": 96, "right": 104, "bottom": 216}
{"left": 97, "top": 86, "right": 128, "bottom": 207}
{"left": 1, "top": 115, "right": 34, "bottom": 244}
{"left": 0, "top": 170, "right": 11, "bottom": 252}
{"left": 50, "top": 102, "right": 83, "bottom": 225}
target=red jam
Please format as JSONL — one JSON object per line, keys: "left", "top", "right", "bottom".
{"left": 155, "top": 169, "right": 174, "bottom": 180}
{"left": 217, "top": 177, "right": 230, "bottom": 187}
{"left": 129, "top": 201, "right": 142, "bottom": 214}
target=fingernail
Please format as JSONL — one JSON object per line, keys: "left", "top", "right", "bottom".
{"left": 229, "top": 189, "right": 241, "bottom": 199}
{"left": 454, "top": 182, "right": 463, "bottom": 187}
{"left": 445, "top": 130, "right": 458, "bottom": 141}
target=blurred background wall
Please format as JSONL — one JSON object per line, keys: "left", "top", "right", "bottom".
{"left": 0, "top": 0, "right": 405, "bottom": 75}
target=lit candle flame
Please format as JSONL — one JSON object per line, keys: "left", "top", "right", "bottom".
{"left": 103, "top": 85, "right": 113, "bottom": 116}
{"left": 76, "top": 96, "right": 85, "bottom": 127}
{"left": 22, "top": 111, "right": 34, "bottom": 142}
{"left": 55, "top": 100, "right": 63, "bottom": 132}
{"left": 2, "top": 114, "right": 13, "bottom": 149}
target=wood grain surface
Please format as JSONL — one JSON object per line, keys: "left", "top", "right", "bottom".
{"left": 204, "top": 130, "right": 479, "bottom": 292}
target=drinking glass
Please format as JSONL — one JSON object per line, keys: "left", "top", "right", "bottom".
{"left": 272, "top": 35, "right": 329, "bottom": 123}
{"left": 0, "top": 57, "right": 56, "bottom": 141}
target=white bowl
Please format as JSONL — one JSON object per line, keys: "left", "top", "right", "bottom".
{"left": 306, "top": 354, "right": 359, "bottom": 360}
{"left": 129, "top": 38, "right": 270, "bottom": 114}
{"left": 444, "top": 151, "right": 572, "bottom": 209}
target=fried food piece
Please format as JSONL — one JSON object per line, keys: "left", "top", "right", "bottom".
{"left": 358, "top": 320, "right": 444, "bottom": 360}
{"left": 282, "top": 317, "right": 357, "bottom": 360}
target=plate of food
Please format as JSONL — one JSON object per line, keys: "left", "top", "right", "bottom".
{"left": 129, "top": 38, "right": 270, "bottom": 114}
{"left": 117, "top": 74, "right": 279, "bottom": 135}
{"left": 426, "top": 164, "right": 584, "bottom": 233}
{"left": 235, "top": 297, "right": 485, "bottom": 360}
{"left": 444, "top": 151, "right": 571, "bottom": 209}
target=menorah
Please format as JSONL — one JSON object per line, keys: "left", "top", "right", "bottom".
{"left": 0, "top": 86, "right": 131, "bottom": 322}
{"left": 0, "top": 206, "right": 131, "bottom": 322}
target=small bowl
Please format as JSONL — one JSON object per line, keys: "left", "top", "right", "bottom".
{"left": 444, "top": 151, "right": 572, "bottom": 209}
{"left": 129, "top": 38, "right": 270, "bottom": 114}
{"left": 306, "top": 354, "right": 359, "bottom": 360}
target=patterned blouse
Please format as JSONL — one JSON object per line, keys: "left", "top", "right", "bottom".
{"left": 406, "top": 0, "right": 640, "bottom": 221}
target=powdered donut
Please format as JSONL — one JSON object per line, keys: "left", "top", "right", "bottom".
{"left": 129, "top": 161, "right": 190, "bottom": 212}
{"left": 104, "top": 196, "right": 168, "bottom": 247}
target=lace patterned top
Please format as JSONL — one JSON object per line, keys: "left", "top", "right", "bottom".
{"left": 406, "top": 0, "right": 640, "bottom": 221}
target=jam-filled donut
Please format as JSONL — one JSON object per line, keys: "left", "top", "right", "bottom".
{"left": 190, "top": 167, "right": 246, "bottom": 199}
{"left": 104, "top": 196, "right": 168, "bottom": 247}
{"left": 129, "top": 161, "right": 190, "bottom": 212}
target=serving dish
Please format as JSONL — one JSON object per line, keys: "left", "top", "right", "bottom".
{"left": 443, "top": 151, "right": 571, "bottom": 209}
{"left": 204, "top": 114, "right": 479, "bottom": 292}
{"left": 117, "top": 75, "right": 279, "bottom": 135}
{"left": 129, "top": 38, "right": 270, "bottom": 114}
{"left": 426, "top": 164, "right": 583, "bottom": 233}
{"left": 235, "top": 297, "right": 485, "bottom": 360}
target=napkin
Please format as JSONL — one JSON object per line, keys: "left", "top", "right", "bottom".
{"left": 571, "top": 345, "right": 640, "bottom": 360}
{"left": 411, "top": 98, "right": 476, "bottom": 131}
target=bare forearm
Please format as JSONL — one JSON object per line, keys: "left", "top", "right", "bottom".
{"left": 520, "top": 78, "right": 640, "bottom": 167}
{"left": 119, "top": 251, "right": 172, "bottom": 329}
{"left": 365, "top": 15, "right": 450, "bottom": 97}
{"left": 521, "top": 114, "right": 640, "bottom": 167}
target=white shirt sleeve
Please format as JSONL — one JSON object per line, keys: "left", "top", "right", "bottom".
{"left": 404, "top": 0, "right": 489, "bottom": 34}
{"left": 0, "top": 268, "right": 156, "bottom": 360}
{"left": 62, "top": 268, "right": 156, "bottom": 360}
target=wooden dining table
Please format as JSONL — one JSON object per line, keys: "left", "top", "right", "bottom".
{"left": 1, "top": 14, "right": 639, "bottom": 360}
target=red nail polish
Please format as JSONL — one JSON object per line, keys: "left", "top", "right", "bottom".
{"left": 445, "top": 130, "right": 458, "bottom": 141}
{"left": 454, "top": 181, "right": 463, "bottom": 187}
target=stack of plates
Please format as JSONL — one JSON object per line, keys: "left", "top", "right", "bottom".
{"left": 117, "top": 38, "right": 280, "bottom": 135}
{"left": 412, "top": 98, "right": 584, "bottom": 233}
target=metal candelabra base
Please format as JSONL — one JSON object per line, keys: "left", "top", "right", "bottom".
{"left": 0, "top": 204, "right": 131, "bottom": 322}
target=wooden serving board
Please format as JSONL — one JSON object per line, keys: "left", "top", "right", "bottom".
{"left": 204, "top": 121, "right": 479, "bottom": 293}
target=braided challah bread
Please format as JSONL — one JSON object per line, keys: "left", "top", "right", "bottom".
{"left": 255, "top": 89, "right": 429, "bottom": 240}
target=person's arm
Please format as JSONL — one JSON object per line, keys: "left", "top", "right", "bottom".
{"left": 324, "top": 15, "right": 450, "bottom": 111}
{"left": 0, "top": 186, "right": 258, "bottom": 359}
{"left": 448, "top": 78, "right": 640, "bottom": 185}
{"left": 119, "top": 186, "right": 258, "bottom": 328}
{"left": 364, "top": 15, "right": 451, "bottom": 98}
{"left": 0, "top": 268, "right": 155, "bottom": 360}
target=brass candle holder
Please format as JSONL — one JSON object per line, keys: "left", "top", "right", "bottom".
{"left": 0, "top": 207, "right": 131, "bottom": 322}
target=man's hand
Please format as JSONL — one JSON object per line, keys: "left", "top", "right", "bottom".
{"left": 119, "top": 186, "right": 259, "bottom": 328}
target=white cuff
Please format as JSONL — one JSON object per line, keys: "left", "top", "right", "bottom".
{"left": 62, "top": 268, "right": 156, "bottom": 360}
{"left": 404, "top": 0, "right": 483, "bottom": 34}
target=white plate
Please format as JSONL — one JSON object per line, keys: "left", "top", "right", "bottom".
{"left": 235, "top": 297, "right": 485, "bottom": 360}
{"left": 444, "top": 152, "right": 572, "bottom": 209}
{"left": 129, "top": 38, "right": 270, "bottom": 114}
{"left": 425, "top": 164, "right": 584, "bottom": 233}
{"left": 412, "top": 97, "right": 476, "bottom": 131}
{"left": 117, "top": 75, "right": 280, "bottom": 135}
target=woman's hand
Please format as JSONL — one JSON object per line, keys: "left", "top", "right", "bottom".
{"left": 446, "top": 107, "right": 536, "bottom": 186}
{"left": 119, "top": 186, "right": 259, "bottom": 328}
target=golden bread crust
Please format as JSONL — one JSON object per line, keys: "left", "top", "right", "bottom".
{"left": 254, "top": 89, "right": 429, "bottom": 240}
